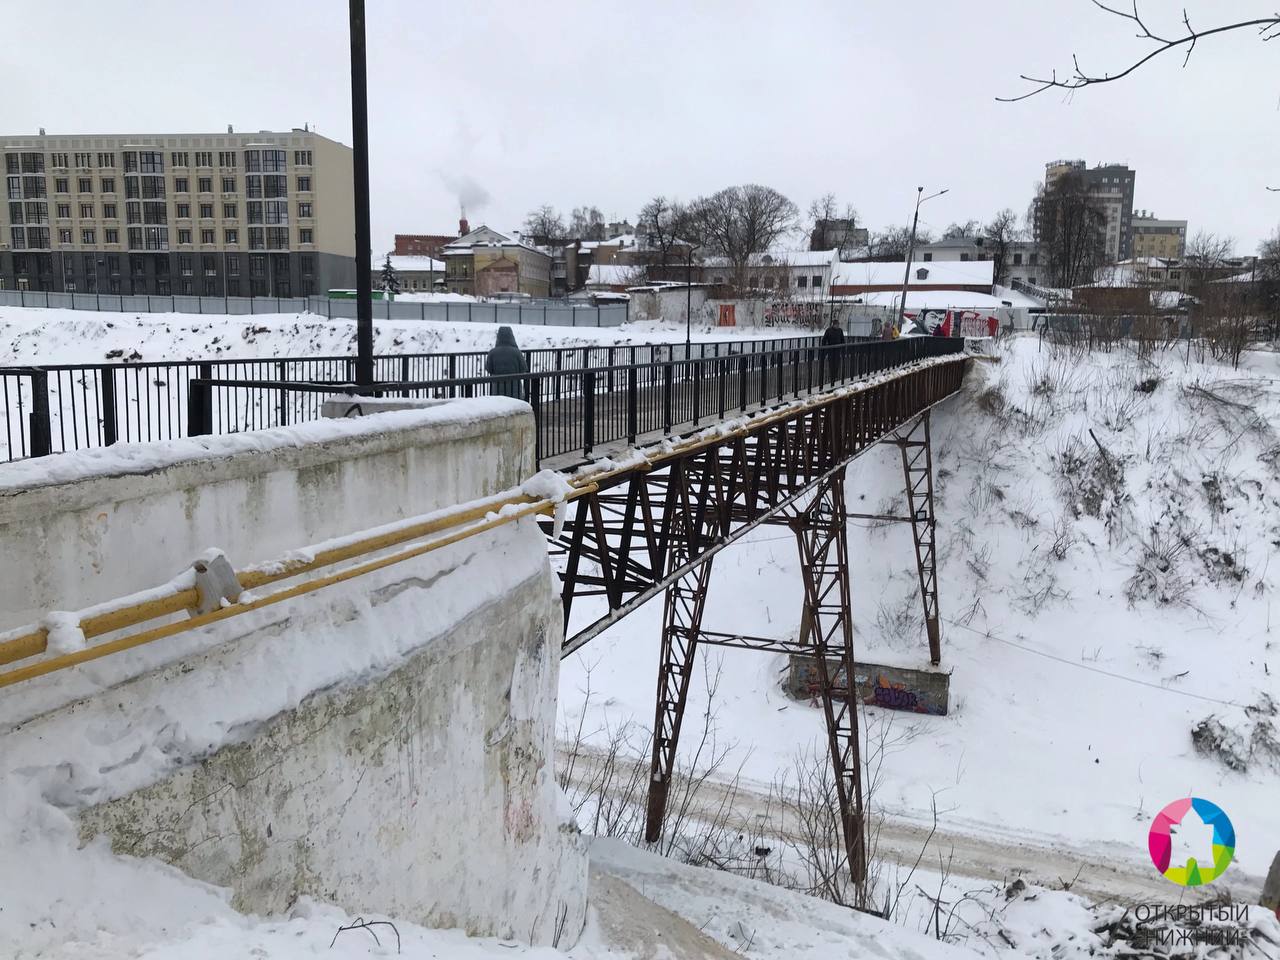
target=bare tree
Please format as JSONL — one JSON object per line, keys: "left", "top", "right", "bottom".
{"left": 1182, "top": 230, "right": 1234, "bottom": 297}
{"left": 523, "top": 204, "right": 566, "bottom": 244}
{"left": 868, "top": 224, "right": 932, "bottom": 261}
{"left": 1000, "top": 3, "right": 1280, "bottom": 102}
{"left": 692, "top": 184, "right": 798, "bottom": 287}
{"left": 983, "top": 209, "right": 1020, "bottom": 287}
{"left": 1032, "top": 172, "right": 1106, "bottom": 287}
{"left": 1258, "top": 229, "right": 1280, "bottom": 339}
{"left": 637, "top": 195, "right": 690, "bottom": 270}
{"left": 808, "top": 194, "right": 859, "bottom": 251}
{"left": 569, "top": 205, "right": 607, "bottom": 241}
{"left": 941, "top": 220, "right": 979, "bottom": 240}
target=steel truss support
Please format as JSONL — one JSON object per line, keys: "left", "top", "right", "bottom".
{"left": 789, "top": 466, "right": 866, "bottom": 885}
{"left": 889, "top": 411, "right": 942, "bottom": 665}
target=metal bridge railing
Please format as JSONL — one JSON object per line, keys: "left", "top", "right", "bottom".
{"left": 187, "top": 337, "right": 965, "bottom": 467}
{"left": 0, "top": 334, "right": 823, "bottom": 461}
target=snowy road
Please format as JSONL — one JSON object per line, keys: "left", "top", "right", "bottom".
{"left": 558, "top": 745, "right": 1266, "bottom": 908}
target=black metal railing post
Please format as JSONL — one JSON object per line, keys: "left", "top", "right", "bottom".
{"left": 277, "top": 360, "right": 289, "bottom": 426}
{"left": 187, "top": 380, "right": 213, "bottom": 437}
{"left": 100, "top": 366, "right": 118, "bottom": 446}
{"left": 583, "top": 369, "right": 596, "bottom": 455}
{"left": 529, "top": 375, "right": 543, "bottom": 467}
{"left": 627, "top": 365, "right": 638, "bottom": 444}
{"left": 739, "top": 355, "right": 748, "bottom": 412}
{"left": 691, "top": 360, "right": 701, "bottom": 425}
{"left": 662, "top": 361, "right": 674, "bottom": 434}
{"left": 28, "top": 370, "right": 52, "bottom": 457}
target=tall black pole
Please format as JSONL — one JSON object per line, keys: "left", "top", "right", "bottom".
{"left": 685, "top": 247, "right": 692, "bottom": 351}
{"left": 350, "top": 0, "right": 374, "bottom": 388}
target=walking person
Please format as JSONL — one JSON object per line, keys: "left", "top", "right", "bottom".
{"left": 485, "top": 326, "right": 529, "bottom": 400}
{"left": 821, "top": 315, "right": 845, "bottom": 382}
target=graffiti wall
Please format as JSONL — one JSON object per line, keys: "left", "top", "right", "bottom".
{"left": 785, "top": 655, "right": 950, "bottom": 715}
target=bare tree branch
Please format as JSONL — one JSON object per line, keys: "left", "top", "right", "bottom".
{"left": 998, "top": 3, "right": 1280, "bottom": 102}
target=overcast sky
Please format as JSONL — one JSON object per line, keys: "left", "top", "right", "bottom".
{"left": 5, "top": 0, "right": 1276, "bottom": 254}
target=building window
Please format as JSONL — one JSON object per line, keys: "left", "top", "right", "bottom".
{"left": 56, "top": 203, "right": 70, "bottom": 218}
{"left": 103, "top": 202, "right": 117, "bottom": 219}
{"left": 227, "top": 255, "right": 240, "bottom": 276}
{"left": 264, "top": 175, "right": 286, "bottom": 198}
{"left": 300, "top": 254, "right": 314, "bottom": 275}
{"left": 922, "top": 252, "right": 933, "bottom": 262}
{"left": 202, "top": 278, "right": 216, "bottom": 296}
{"left": 221, "top": 176, "right": 235, "bottom": 193}
{"left": 960, "top": 253, "right": 970, "bottom": 261}
{"left": 82, "top": 228, "right": 95, "bottom": 244}
{"left": 247, "top": 202, "right": 262, "bottom": 224}
{"left": 299, "top": 228, "right": 313, "bottom": 244}
{"left": 249, "top": 255, "right": 265, "bottom": 277}
{"left": 179, "top": 255, "right": 193, "bottom": 275}
{"left": 108, "top": 276, "right": 121, "bottom": 293}
{"left": 796, "top": 275, "right": 807, "bottom": 288}
{"left": 97, "top": 152, "right": 115, "bottom": 168}
{"left": 294, "top": 150, "right": 312, "bottom": 166}
{"left": 171, "top": 151, "right": 189, "bottom": 168}
{"left": 9, "top": 227, "right": 25, "bottom": 249}
{"left": 262, "top": 149, "right": 286, "bottom": 172}
{"left": 195, "top": 151, "right": 212, "bottom": 167}
{"left": 201, "top": 228, "right": 215, "bottom": 244}
{"left": 226, "top": 277, "right": 240, "bottom": 295}
{"left": 144, "top": 227, "right": 169, "bottom": 251}
{"left": 76, "top": 176, "right": 91, "bottom": 193}
{"left": 100, "top": 176, "right": 115, "bottom": 194}
{"left": 218, "top": 151, "right": 237, "bottom": 168}
{"left": 75, "top": 152, "right": 94, "bottom": 168}
{"left": 104, "top": 227, "right": 119, "bottom": 244}
{"left": 199, "top": 203, "right": 213, "bottom": 218}
{"left": 244, "top": 150, "right": 260, "bottom": 172}
{"left": 51, "top": 153, "right": 69, "bottom": 168}
{"left": 175, "top": 177, "right": 189, "bottom": 193}
{"left": 176, "top": 203, "right": 190, "bottom": 218}
{"left": 296, "top": 175, "right": 311, "bottom": 192}
{"left": 264, "top": 200, "right": 287, "bottom": 224}
{"left": 812, "top": 275, "right": 822, "bottom": 288}
{"left": 79, "top": 202, "right": 93, "bottom": 219}
{"left": 246, "top": 177, "right": 262, "bottom": 199}
{"left": 266, "top": 227, "right": 289, "bottom": 249}
{"left": 198, "top": 176, "right": 212, "bottom": 193}
{"left": 248, "top": 227, "right": 264, "bottom": 249}
{"left": 141, "top": 176, "right": 165, "bottom": 199}
{"left": 223, "top": 203, "right": 237, "bottom": 219}
{"left": 139, "top": 151, "right": 163, "bottom": 174}
{"left": 224, "top": 228, "right": 239, "bottom": 245}
{"left": 1013, "top": 252, "right": 1023, "bottom": 266}
{"left": 202, "top": 254, "right": 217, "bottom": 275}
{"left": 177, "top": 229, "right": 192, "bottom": 244}
{"left": 1029, "top": 253, "right": 1039, "bottom": 266}
{"left": 156, "top": 278, "right": 171, "bottom": 294}
{"left": 298, "top": 201, "right": 312, "bottom": 218}
{"left": 124, "top": 179, "right": 139, "bottom": 199}
{"left": 55, "top": 177, "right": 69, "bottom": 194}
{"left": 59, "top": 228, "right": 72, "bottom": 244}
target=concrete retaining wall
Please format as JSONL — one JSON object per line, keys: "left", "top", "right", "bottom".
{"left": 786, "top": 655, "right": 950, "bottom": 715}
{"left": 0, "top": 398, "right": 587, "bottom": 946}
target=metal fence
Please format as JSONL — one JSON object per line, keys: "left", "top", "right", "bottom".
{"left": 0, "top": 288, "right": 631, "bottom": 327}
{"left": 188, "top": 337, "right": 965, "bottom": 467}
{"left": 1, "top": 334, "right": 826, "bottom": 461}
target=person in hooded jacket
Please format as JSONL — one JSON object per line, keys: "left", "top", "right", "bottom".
{"left": 486, "top": 326, "right": 529, "bottom": 399}
{"left": 821, "top": 316, "right": 846, "bottom": 382}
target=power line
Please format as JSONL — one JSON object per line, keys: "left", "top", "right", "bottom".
{"left": 943, "top": 616, "right": 1252, "bottom": 710}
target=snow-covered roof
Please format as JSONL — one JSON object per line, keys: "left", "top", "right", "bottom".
{"left": 586, "top": 264, "right": 638, "bottom": 287}
{"left": 373, "top": 254, "right": 445, "bottom": 273}
{"left": 700, "top": 249, "right": 838, "bottom": 270}
{"left": 846, "top": 289, "right": 1014, "bottom": 310}
{"left": 832, "top": 260, "right": 994, "bottom": 287}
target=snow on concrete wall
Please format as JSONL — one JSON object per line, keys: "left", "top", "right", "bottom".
{"left": 0, "top": 397, "right": 534, "bottom": 631}
{"left": 72, "top": 531, "right": 586, "bottom": 943}
{"left": 0, "top": 398, "right": 587, "bottom": 946}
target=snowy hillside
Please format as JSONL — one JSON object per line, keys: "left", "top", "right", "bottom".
{"left": 559, "top": 334, "right": 1280, "bottom": 903}
{"left": 0, "top": 305, "right": 799, "bottom": 367}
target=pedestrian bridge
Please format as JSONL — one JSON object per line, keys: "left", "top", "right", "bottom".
{"left": 0, "top": 335, "right": 969, "bottom": 943}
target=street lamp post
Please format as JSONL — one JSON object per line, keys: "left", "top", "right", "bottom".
{"left": 349, "top": 0, "right": 374, "bottom": 389}
{"left": 685, "top": 246, "right": 693, "bottom": 355}
{"left": 896, "top": 186, "right": 948, "bottom": 333}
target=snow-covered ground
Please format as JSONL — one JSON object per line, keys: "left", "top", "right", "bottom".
{"left": 559, "top": 334, "right": 1280, "bottom": 911}
{"left": 0, "top": 305, "right": 811, "bottom": 367}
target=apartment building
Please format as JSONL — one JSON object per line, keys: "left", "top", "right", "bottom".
{"left": 0, "top": 129, "right": 355, "bottom": 297}
{"left": 1130, "top": 211, "right": 1187, "bottom": 259}
{"left": 1043, "top": 159, "right": 1136, "bottom": 261}
{"left": 441, "top": 225, "right": 551, "bottom": 297}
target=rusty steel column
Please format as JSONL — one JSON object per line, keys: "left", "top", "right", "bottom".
{"left": 644, "top": 555, "right": 714, "bottom": 843}
{"left": 791, "top": 466, "right": 866, "bottom": 885}
{"left": 894, "top": 411, "right": 942, "bottom": 665}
